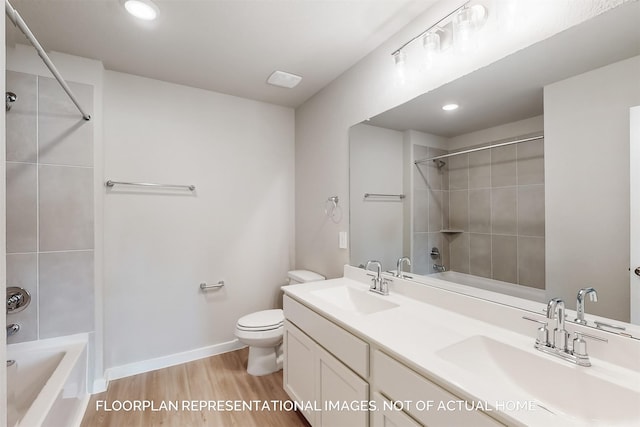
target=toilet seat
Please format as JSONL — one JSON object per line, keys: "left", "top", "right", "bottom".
{"left": 237, "top": 309, "right": 283, "bottom": 331}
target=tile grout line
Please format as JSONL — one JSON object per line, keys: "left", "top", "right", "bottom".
{"left": 36, "top": 75, "right": 40, "bottom": 340}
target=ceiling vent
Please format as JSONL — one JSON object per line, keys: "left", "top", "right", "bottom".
{"left": 267, "top": 71, "right": 302, "bottom": 89}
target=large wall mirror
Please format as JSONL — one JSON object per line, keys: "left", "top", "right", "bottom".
{"left": 349, "top": 1, "right": 640, "bottom": 333}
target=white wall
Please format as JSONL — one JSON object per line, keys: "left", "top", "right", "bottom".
{"left": 102, "top": 71, "right": 294, "bottom": 371}
{"left": 349, "top": 124, "right": 404, "bottom": 271}
{"left": 545, "top": 56, "right": 640, "bottom": 322}
{"left": 295, "top": 0, "right": 628, "bottom": 279}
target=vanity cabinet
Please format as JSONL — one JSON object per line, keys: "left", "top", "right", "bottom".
{"left": 283, "top": 294, "right": 503, "bottom": 427}
{"left": 371, "top": 392, "right": 421, "bottom": 427}
{"left": 373, "top": 350, "right": 504, "bottom": 427}
{"left": 284, "top": 296, "right": 369, "bottom": 426}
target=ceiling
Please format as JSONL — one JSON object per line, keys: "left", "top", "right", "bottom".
{"left": 367, "top": 1, "right": 640, "bottom": 137}
{"left": 5, "top": 0, "right": 437, "bottom": 108}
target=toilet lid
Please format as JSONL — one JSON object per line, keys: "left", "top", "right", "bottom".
{"left": 237, "top": 309, "right": 284, "bottom": 330}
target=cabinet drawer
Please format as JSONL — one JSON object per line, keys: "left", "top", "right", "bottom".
{"left": 373, "top": 350, "right": 504, "bottom": 427}
{"left": 284, "top": 295, "right": 369, "bottom": 378}
{"left": 371, "top": 392, "right": 421, "bottom": 427}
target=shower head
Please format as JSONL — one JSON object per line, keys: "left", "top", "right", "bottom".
{"left": 433, "top": 159, "right": 446, "bottom": 169}
{"left": 6, "top": 92, "right": 17, "bottom": 112}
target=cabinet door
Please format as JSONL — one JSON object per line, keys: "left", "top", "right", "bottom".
{"left": 371, "top": 393, "right": 421, "bottom": 427}
{"left": 316, "top": 345, "right": 369, "bottom": 427}
{"left": 283, "top": 321, "right": 316, "bottom": 425}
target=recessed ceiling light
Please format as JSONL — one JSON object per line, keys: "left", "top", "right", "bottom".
{"left": 267, "top": 71, "right": 303, "bottom": 89}
{"left": 123, "top": 0, "right": 159, "bottom": 21}
{"left": 442, "top": 103, "right": 459, "bottom": 111}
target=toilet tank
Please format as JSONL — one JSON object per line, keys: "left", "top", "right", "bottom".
{"left": 287, "top": 270, "right": 325, "bottom": 285}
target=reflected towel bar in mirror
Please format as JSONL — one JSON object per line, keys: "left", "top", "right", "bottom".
{"left": 105, "top": 180, "right": 196, "bottom": 191}
{"left": 364, "top": 193, "right": 405, "bottom": 200}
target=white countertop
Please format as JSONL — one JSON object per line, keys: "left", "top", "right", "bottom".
{"left": 282, "top": 272, "right": 640, "bottom": 427}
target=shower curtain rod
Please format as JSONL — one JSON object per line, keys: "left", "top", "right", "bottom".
{"left": 5, "top": 0, "right": 91, "bottom": 121}
{"left": 414, "top": 135, "right": 543, "bottom": 165}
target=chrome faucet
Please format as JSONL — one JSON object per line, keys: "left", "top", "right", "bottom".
{"left": 523, "top": 297, "right": 608, "bottom": 367}
{"left": 575, "top": 287, "right": 597, "bottom": 325}
{"left": 365, "top": 260, "right": 390, "bottom": 296}
{"left": 547, "top": 298, "right": 568, "bottom": 350}
{"left": 396, "top": 257, "right": 411, "bottom": 278}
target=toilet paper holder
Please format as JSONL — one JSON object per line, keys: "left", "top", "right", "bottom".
{"left": 200, "top": 281, "right": 225, "bottom": 291}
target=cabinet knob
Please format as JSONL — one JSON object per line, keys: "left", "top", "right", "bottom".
{"left": 635, "top": 267, "right": 640, "bottom": 277}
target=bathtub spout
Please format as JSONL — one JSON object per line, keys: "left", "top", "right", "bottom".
{"left": 433, "top": 264, "right": 446, "bottom": 272}
{"left": 7, "top": 323, "right": 20, "bottom": 337}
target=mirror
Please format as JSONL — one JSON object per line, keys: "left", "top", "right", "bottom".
{"left": 349, "top": 2, "right": 640, "bottom": 335}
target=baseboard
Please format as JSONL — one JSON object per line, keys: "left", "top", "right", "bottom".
{"left": 105, "top": 339, "right": 246, "bottom": 382}
{"left": 92, "top": 377, "right": 108, "bottom": 394}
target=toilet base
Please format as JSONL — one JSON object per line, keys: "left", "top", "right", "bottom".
{"left": 247, "top": 343, "right": 283, "bottom": 376}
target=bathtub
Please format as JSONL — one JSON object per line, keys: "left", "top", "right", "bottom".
{"left": 7, "top": 335, "right": 89, "bottom": 427}
{"left": 429, "top": 271, "right": 546, "bottom": 303}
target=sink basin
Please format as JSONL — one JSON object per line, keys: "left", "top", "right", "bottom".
{"left": 437, "top": 335, "right": 640, "bottom": 424}
{"left": 311, "top": 285, "right": 399, "bottom": 315}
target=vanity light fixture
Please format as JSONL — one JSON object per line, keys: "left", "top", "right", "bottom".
{"left": 122, "top": 0, "right": 159, "bottom": 21}
{"left": 393, "top": 51, "right": 407, "bottom": 82}
{"left": 392, "top": 2, "right": 487, "bottom": 73}
{"left": 453, "top": 4, "right": 487, "bottom": 53}
{"left": 442, "top": 103, "right": 459, "bottom": 111}
{"left": 267, "top": 70, "right": 303, "bottom": 89}
{"left": 423, "top": 30, "right": 441, "bottom": 69}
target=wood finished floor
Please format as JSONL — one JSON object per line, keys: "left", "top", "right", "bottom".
{"left": 81, "top": 348, "right": 310, "bottom": 427}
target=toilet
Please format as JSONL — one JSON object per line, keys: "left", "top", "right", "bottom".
{"left": 234, "top": 270, "right": 325, "bottom": 376}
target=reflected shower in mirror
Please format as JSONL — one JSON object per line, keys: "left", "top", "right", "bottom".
{"left": 349, "top": 1, "right": 640, "bottom": 329}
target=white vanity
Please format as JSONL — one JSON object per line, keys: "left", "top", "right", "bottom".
{"left": 282, "top": 266, "right": 640, "bottom": 427}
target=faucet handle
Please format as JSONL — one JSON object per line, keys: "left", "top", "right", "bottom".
{"left": 572, "top": 331, "right": 608, "bottom": 358}
{"left": 573, "top": 331, "right": 608, "bottom": 343}
{"left": 523, "top": 316, "right": 550, "bottom": 346}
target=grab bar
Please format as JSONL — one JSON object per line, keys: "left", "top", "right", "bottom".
{"left": 105, "top": 180, "right": 195, "bottom": 191}
{"left": 200, "top": 281, "right": 225, "bottom": 291}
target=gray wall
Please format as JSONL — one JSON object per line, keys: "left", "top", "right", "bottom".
{"left": 545, "top": 55, "right": 640, "bottom": 321}
{"left": 5, "top": 70, "right": 94, "bottom": 343}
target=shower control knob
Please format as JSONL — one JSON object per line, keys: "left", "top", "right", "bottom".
{"left": 635, "top": 267, "right": 640, "bottom": 277}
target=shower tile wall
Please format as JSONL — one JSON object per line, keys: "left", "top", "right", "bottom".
{"left": 412, "top": 139, "right": 545, "bottom": 289}
{"left": 412, "top": 145, "right": 449, "bottom": 274}
{"left": 6, "top": 70, "right": 94, "bottom": 344}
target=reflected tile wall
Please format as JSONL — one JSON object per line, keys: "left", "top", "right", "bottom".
{"left": 413, "top": 137, "right": 546, "bottom": 289}
{"left": 5, "top": 70, "right": 94, "bottom": 342}
{"left": 412, "top": 145, "right": 450, "bottom": 273}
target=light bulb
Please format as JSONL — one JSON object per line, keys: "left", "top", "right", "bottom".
{"left": 123, "top": 0, "right": 159, "bottom": 21}
{"left": 453, "top": 6, "right": 476, "bottom": 53}
{"left": 423, "top": 31, "right": 441, "bottom": 69}
{"left": 394, "top": 51, "right": 407, "bottom": 84}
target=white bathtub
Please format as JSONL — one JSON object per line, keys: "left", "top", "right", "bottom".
{"left": 7, "top": 335, "right": 89, "bottom": 427}
{"left": 430, "top": 271, "right": 546, "bottom": 303}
